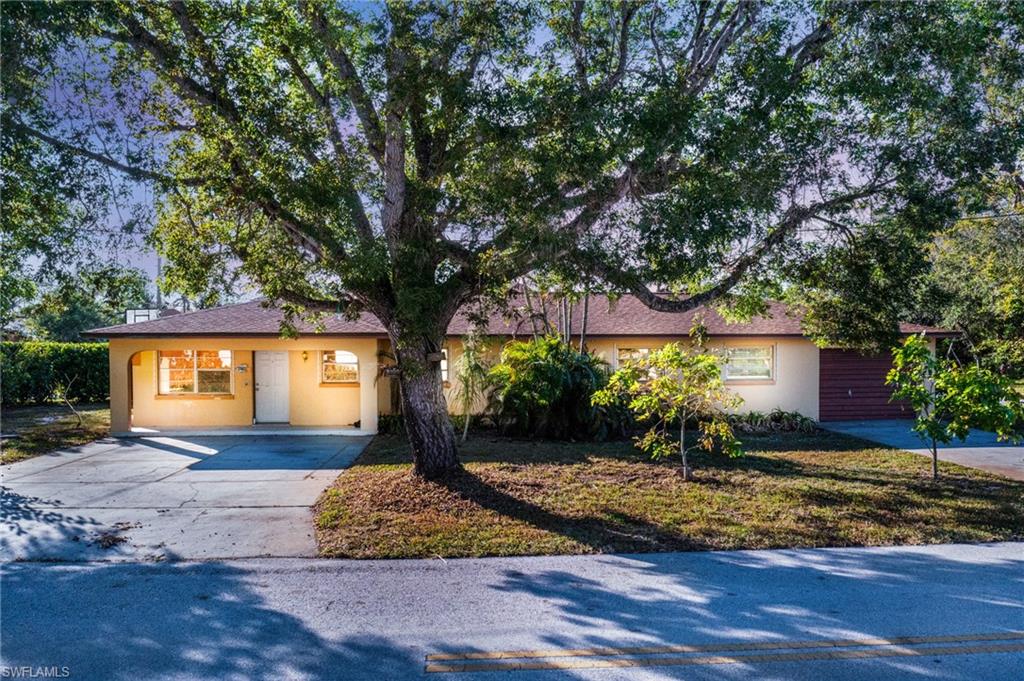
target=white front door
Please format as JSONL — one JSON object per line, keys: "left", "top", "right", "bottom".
{"left": 255, "top": 351, "right": 289, "bottom": 423}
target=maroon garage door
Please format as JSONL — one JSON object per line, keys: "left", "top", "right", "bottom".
{"left": 819, "top": 349, "right": 914, "bottom": 421}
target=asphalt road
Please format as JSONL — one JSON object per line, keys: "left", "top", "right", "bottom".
{"left": 3, "top": 542, "right": 1023, "bottom": 680}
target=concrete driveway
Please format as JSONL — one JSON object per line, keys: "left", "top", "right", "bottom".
{"left": 1, "top": 434, "right": 369, "bottom": 561}
{"left": 822, "top": 420, "right": 1024, "bottom": 481}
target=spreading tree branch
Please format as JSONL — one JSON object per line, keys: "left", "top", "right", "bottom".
{"left": 300, "top": 0, "right": 386, "bottom": 167}
{"left": 9, "top": 119, "right": 205, "bottom": 187}
{"left": 594, "top": 182, "right": 894, "bottom": 313}
{"left": 280, "top": 46, "right": 375, "bottom": 243}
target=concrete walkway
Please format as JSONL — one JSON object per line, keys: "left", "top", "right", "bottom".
{"left": 0, "top": 434, "right": 369, "bottom": 561}
{"left": 3, "top": 542, "right": 1022, "bottom": 680}
{"left": 822, "top": 420, "right": 1024, "bottom": 481}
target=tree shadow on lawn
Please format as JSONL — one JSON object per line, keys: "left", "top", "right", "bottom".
{"left": 434, "top": 448, "right": 1024, "bottom": 553}
{"left": 438, "top": 468, "right": 717, "bottom": 553}
{"left": 353, "top": 430, "right": 1024, "bottom": 554}
{"left": 358, "top": 428, "right": 889, "bottom": 468}
{"left": 356, "top": 433, "right": 646, "bottom": 467}
{"left": 2, "top": 561, "right": 413, "bottom": 681}
{"left": 736, "top": 429, "right": 886, "bottom": 453}
{"left": 430, "top": 464, "right": 940, "bottom": 554}
{"left": 702, "top": 449, "right": 1024, "bottom": 539}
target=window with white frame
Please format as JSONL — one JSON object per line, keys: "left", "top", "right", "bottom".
{"left": 615, "top": 347, "right": 650, "bottom": 369}
{"left": 321, "top": 350, "right": 359, "bottom": 383}
{"left": 158, "top": 350, "right": 233, "bottom": 394}
{"left": 724, "top": 345, "right": 774, "bottom": 381}
{"left": 440, "top": 348, "right": 449, "bottom": 382}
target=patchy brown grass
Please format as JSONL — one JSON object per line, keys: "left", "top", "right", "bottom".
{"left": 315, "top": 431, "right": 1024, "bottom": 559}
{"left": 1, "top": 403, "right": 110, "bottom": 464}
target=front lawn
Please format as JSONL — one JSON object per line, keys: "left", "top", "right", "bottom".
{"left": 1, "top": 403, "right": 110, "bottom": 464}
{"left": 315, "top": 431, "right": 1024, "bottom": 559}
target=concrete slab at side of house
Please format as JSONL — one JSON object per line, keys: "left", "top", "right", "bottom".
{"left": 0, "top": 434, "right": 369, "bottom": 562}
{"left": 821, "top": 419, "right": 1024, "bottom": 481}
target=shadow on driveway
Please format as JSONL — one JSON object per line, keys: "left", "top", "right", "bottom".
{"left": 1, "top": 434, "right": 369, "bottom": 561}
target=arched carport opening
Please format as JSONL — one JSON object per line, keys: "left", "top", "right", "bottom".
{"left": 126, "top": 350, "right": 143, "bottom": 430}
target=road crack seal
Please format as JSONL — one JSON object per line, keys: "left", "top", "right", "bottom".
{"left": 178, "top": 483, "right": 201, "bottom": 508}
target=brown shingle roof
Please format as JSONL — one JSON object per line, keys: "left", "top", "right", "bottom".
{"left": 85, "top": 300, "right": 385, "bottom": 337}
{"left": 85, "top": 296, "right": 953, "bottom": 339}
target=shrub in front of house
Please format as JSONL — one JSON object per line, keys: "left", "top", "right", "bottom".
{"left": 487, "top": 336, "right": 631, "bottom": 441}
{"left": 1, "top": 341, "right": 109, "bottom": 406}
{"left": 729, "top": 409, "right": 818, "bottom": 434}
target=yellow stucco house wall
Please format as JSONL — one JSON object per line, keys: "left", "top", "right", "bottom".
{"left": 586, "top": 336, "right": 820, "bottom": 419}
{"left": 431, "top": 335, "right": 819, "bottom": 419}
{"left": 107, "top": 333, "right": 820, "bottom": 435}
{"left": 108, "top": 336, "right": 379, "bottom": 435}
{"left": 89, "top": 297, "right": 944, "bottom": 435}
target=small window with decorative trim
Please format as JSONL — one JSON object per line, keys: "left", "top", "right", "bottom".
{"left": 615, "top": 347, "right": 650, "bottom": 369}
{"left": 440, "top": 348, "right": 449, "bottom": 382}
{"left": 724, "top": 345, "right": 774, "bottom": 381}
{"left": 158, "top": 350, "right": 233, "bottom": 395}
{"left": 321, "top": 350, "right": 359, "bottom": 383}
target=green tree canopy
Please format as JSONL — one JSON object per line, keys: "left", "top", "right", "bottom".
{"left": 1, "top": 3, "right": 155, "bottom": 329}
{"left": 4, "top": 0, "right": 1023, "bottom": 476}
{"left": 594, "top": 341, "right": 742, "bottom": 481}
{"left": 23, "top": 266, "right": 152, "bottom": 341}
{"left": 917, "top": 206, "right": 1024, "bottom": 377}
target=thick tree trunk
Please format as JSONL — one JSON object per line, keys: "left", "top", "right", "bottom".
{"left": 392, "top": 338, "right": 461, "bottom": 479}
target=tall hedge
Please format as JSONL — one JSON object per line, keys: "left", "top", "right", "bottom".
{"left": 1, "top": 341, "right": 109, "bottom": 406}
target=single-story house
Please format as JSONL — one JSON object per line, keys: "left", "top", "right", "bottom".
{"left": 85, "top": 296, "right": 951, "bottom": 436}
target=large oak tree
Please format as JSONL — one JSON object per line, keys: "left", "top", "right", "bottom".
{"left": 4, "top": 1, "right": 1022, "bottom": 477}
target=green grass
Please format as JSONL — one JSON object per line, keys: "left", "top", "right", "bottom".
{"left": 1, "top": 403, "right": 110, "bottom": 464}
{"left": 315, "top": 431, "right": 1024, "bottom": 559}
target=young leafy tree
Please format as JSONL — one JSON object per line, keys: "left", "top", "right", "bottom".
{"left": 594, "top": 342, "right": 742, "bottom": 481}
{"left": 5, "top": 1, "right": 1023, "bottom": 477}
{"left": 887, "top": 335, "right": 1024, "bottom": 481}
